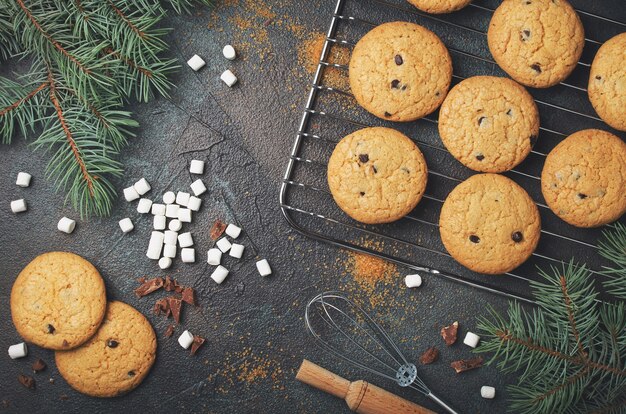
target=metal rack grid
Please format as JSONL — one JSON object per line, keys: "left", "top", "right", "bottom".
{"left": 280, "top": 0, "right": 626, "bottom": 304}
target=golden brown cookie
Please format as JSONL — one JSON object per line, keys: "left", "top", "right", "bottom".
{"left": 541, "top": 129, "right": 626, "bottom": 228}
{"left": 407, "top": 0, "right": 471, "bottom": 14}
{"left": 55, "top": 301, "right": 157, "bottom": 398}
{"left": 328, "top": 127, "right": 428, "bottom": 224}
{"left": 438, "top": 76, "right": 539, "bottom": 172}
{"left": 588, "top": 33, "right": 626, "bottom": 132}
{"left": 349, "top": 22, "right": 452, "bottom": 122}
{"left": 439, "top": 174, "right": 541, "bottom": 274}
{"left": 11, "top": 252, "right": 107, "bottom": 350}
{"left": 487, "top": 0, "right": 584, "bottom": 88}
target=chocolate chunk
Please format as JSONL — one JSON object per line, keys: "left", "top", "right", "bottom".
{"left": 451, "top": 357, "right": 484, "bottom": 373}
{"left": 168, "top": 297, "right": 182, "bottom": 324}
{"left": 525, "top": 0, "right": 531, "bottom": 4}
{"left": 359, "top": 192, "right": 365, "bottom": 196}
{"left": 391, "top": 79, "right": 400, "bottom": 89}
{"left": 210, "top": 219, "right": 227, "bottom": 240}
{"left": 506, "top": 108, "right": 512, "bottom": 116}
{"left": 134, "top": 277, "right": 164, "bottom": 298}
{"left": 469, "top": 235, "right": 480, "bottom": 243}
{"left": 530, "top": 63, "right": 542, "bottom": 73}
{"left": 372, "top": 165, "right": 378, "bottom": 174}
{"left": 62, "top": 340, "right": 69, "bottom": 348}
{"left": 419, "top": 347, "right": 439, "bottom": 365}
{"left": 401, "top": 85, "right": 407, "bottom": 91}
{"left": 47, "top": 324, "right": 55, "bottom": 334}
{"left": 107, "top": 339, "right": 119, "bottom": 348}
{"left": 435, "top": 91, "right": 440, "bottom": 96}
{"left": 475, "top": 154, "right": 485, "bottom": 161}
{"left": 358, "top": 154, "right": 369, "bottom": 163}
{"left": 153, "top": 298, "right": 170, "bottom": 317}
{"left": 190, "top": 335, "right": 206, "bottom": 356}
{"left": 511, "top": 231, "right": 524, "bottom": 243}
{"left": 595, "top": 75, "right": 602, "bottom": 80}
{"left": 478, "top": 116, "right": 486, "bottom": 126}
{"left": 127, "top": 371, "right": 135, "bottom": 377}
{"left": 164, "top": 324, "right": 175, "bottom": 338}
{"left": 441, "top": 321, "right": 458, "bottom": 346}
{"left": 32, "top": 359, "right": 46, "bottom": 373}
{"left": 384, "top": 111, "right": 391, "bottom": 117}
{"left": 18, "top": 374, "right": 35, "bottom": 389}
{"left": 137, "top": 276, "right": 146, "bottom": 284}
{"left": 394, "top": 54, "right": 403, "bottom": 65}
{"left": 182, "top": 287, "right": 196, "bottom": 306}
{"left": 578, "top": 193, "right": 587, "bottom": 199}
{"left": 521, "top": 29, "right": 530, "bottom": 41}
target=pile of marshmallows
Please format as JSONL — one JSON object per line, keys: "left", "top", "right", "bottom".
{"left": 187, "top": 44, "right": 238, "bottom": 87}
{"left": 10, "top": 172, "right": 76, "bottom": 234}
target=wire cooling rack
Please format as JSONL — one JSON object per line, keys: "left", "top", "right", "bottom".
{"left": 280, "top": 0, "right": 626, "bottom": 304}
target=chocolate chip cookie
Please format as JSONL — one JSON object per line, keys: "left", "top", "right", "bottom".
{"left": 407, "top": 0, "right": 471, "bottom": 14}
{"left": 11, "top": 252, "right": 107, "bottom": 350}
{"left": 328, "top": 127, "right": 428, "bottom": 224}
{"left": 55, "top": 301, "right": 157, "bottom": 397}
{"left": 541, "top": 129, "right": 626, "bottom": 228}
{"left": 487, "top": 0, "right": 584, "bottom": 88}
{"left": 438, "top": 76, "right": 539, "bottom": 172}
{"left": 349, "top": 22, "right": 452, "bottom": 122}
{"left": 439, "top": 174, "right": 541, "bottom": 274}
{"left": 588, "top": 33, "right": 626, "bottom": 132}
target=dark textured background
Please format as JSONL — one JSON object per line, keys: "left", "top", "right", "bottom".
{"left": 1, "top": 0, "right": 624, "bottom": 413}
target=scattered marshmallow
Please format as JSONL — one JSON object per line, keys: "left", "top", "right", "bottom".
{"left": 225, "top": 223, "right": 241, "bottom": 239}
{"left": 10, "top": 199, "right": 27, "bottom": 214}
{"left": 158, "top": 257, "right": 172, "bottom": 270}
{"left": 216, "top": 237, "right": 231, "bottom": 253}
{"left": 481, "top": 386, "right": 496, "bottom": 399}
{"left": 163, "top": 244, "right": 176, "bottom": 258}
{"left": 178, "top": 330, "right": 194, "bottom": 349}
{"left": 229, "top": 243, "right": 244, "bottom": 259}
{"left": 178, "top": 232, "right": 194, "bottom": 248}
{"left": 134, "top": 178, "right": 151, "bottom": 195}
{"left": 187, "top": 54, "right": 206, "bottom": 71}
{"left": 146, "top": 231, "right": 164, "bottom": 260}
{"left": 405, "top": 274, "right": 422, "bottom": 288}
{"left": 181, "top": 248, "right": 195, "bottom": 263}
{"left": 221, "top": 69, "right": 238, "bottom": 87}
{"left": 165, "top": 204, "right": 179, "bottom": 218}
{"left": 123, "top": 186, "right": 140, "bottom": 202}
{"left": 176, "top": 191, "right": 190, "bottom": 207}
{"left": 210, "top": 265, "right": 229, "bottom": 284}
{"left": 164, "top": 230, "right": 178, "bottom": 246}
{"left": 151, "top": 203, "right": 166, "bottom": 216}
{"left": 463, "top": 332, "right": 481, "bottom": 348}
{"left": 153, "top": 215, "right": 166, "bottom": 230}
{"left": 189, "top": 159, "right": 205, "bottom": 175}
{"left": 16, "top": 172, "right": 31, "bottom": 187}
{"left": 119, "top": 217, "right": 134, "bottom": 233}
{"left": 187, "top": 196, "right": 202, "bottom": 212}
{"left": 190, "top": 179, "right": 207, "bottom": 196}
{"left": 178, "top": 208, "right": 192, "bottom": 223}
{"left": 256, "top": 259, "right": 272, "bottom": 277}
{"left": 57, "top": 217, "right": 76, "bottom": 234}
{"left": 222, "top": 45, "right": 236, "bottom": 60}
{"left": 168, "top": 219, "right": 182, "bottom": 232}
{"left": 137, "top": 198, "right": 153, "bottom": 214}
{"left": 163, "top": 191, "right": 176, "bottom": 204}
{"left": 8, "top": 342, "right": 28, "bottom": 359}
{"left": 207, "top": 248, "right": 222, "bottom": 265}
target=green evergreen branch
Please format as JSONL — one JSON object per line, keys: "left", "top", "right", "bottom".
{"left": 0, "top": 76, "right": 47, "bottom": 143}
{"left": 599, "top": 222, "right": 626, "bottom": 299}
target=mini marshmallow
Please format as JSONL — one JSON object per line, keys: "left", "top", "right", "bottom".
{"left": 57, "top": 217, "right": 76, "bottom": 234}
{"left": 256, "top": 259, "right": 272, "bottom": 277}
{"left": 187, "top": 196, "right": 202, "bottom": 212}
{"left": 123, "top": 186, "right": 140, "bottom": 202}
{"left": 178, "top": 208, "right": 192, "bottom": 223}
{"left": 480, "top": 386, "right": 496, "bottom": 399}
{"left": 158, "top": 257, "right": 172, "bottom": 270}
{"left": 178, "top": 232, "right": 194, "bottom": 248}
{"left": 16, "top": 172, "right": 32, "bottom": 187}
{"left": 229, "top": 243, "right": 245, "bottom": 259}
{"left": 187, "top": 54, "right": 206, "bottom": 71}
{"left": 10, "top": 199, "right": 27, "bottom": 214}
{"left": 163, "top": 191, "right": 176, "bottom": 204}
{"left": 165, "top": 203, "right": 179, "bottom": 218}
{"left": 178, "top": 330, "right": 194, "bottom": 349}
{"left": 190, "top": 179, "right": 207, "bottom": 196}
{"left": 189, "top": 159, "right": 205, "bottom": 175}
{"left": 405, "top": 274, "right": 422, "bottom": 288}
{"left": 134, "top": 178, "right": 151, "bottom": 195}
{"left": 463, "top": 332, "right": 481, "bottom": 348}
{"left": 168, "top": 219, "right": 182, "bottom": 231}
{"left": 119, "top": 217, "right": 134, "bottom": 233}
{"left": 181, "top": 248, "right": 195, "bottom": 263}
{"left": 151, "top": 203, "right": 166, "bottom": 216}
{"left": 153, "top": 215, "right": 166, "bottom": 230}
{"left": 207, "top": 248, "right": 222, "bottom": 265}
{"left": 222, "top": 45, "right": 236, "bottom": 60}
{"left": 8, "top": 342, "right": 28, "bottom": 359}
{"left": 137, "top": 198, "right": 153, "bottom": 214}
{"left": 164, "top": 230, "right": 178, "bottom": 246}
{"left": 210, "top": 265, "right": 229, "bottom": 284}
{"left": 147, "top": 231, "right": 164, "bottom": 260}
{"left": 225, "top": 223, "right": 241, "bottom": 239}
{"left": 221, "top": 69, "right": 238, "bottom": 87}
{"left": 163, "top": 244, "right": 176, "bottom": 258}
{"left": 176, "top": 191, "right": 190, "bottom": 207}
{"left": 216, "top": 237, "right": 231, "bottom": 253}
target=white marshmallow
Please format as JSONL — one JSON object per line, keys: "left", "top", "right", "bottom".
{"left": 187, "top": 54, "right": 206, "bottom": 71}
{"left": 481, "top": 386, "right": 496, "bottom": 399}
{"left": 8, "top": 342, "right": 28, "bottom": 359}
{"left": 137, "top": 198, "right": 153, "bottom": 214}
{"left": 134, "top": 178, "right": 151, "bottom": 195}
{"left": 146, "top": 231, "right": 164, "bottom": 260}
{"left": 190, "top": 179, "right": 207, "bottom": 196}
{"left": 158, "top": 257, "right": 172, "bottom": 270}
{"left": 178, "top": 208, "right": 192, "bottom": 223}
{"left": 405, "top": 274, "right": 422, "bottom": 288}
{"left": 163, "top": 243, "right": 176, "bottom": 258}
{"left": 151, "top": 203, "right": 166, "bottom": 216}
{"left": 189, "top": 159, "right": 205, "bottom": 174}
{"left": 178, "top": 232, "right": 194, "bottom": 248}
{"left": 221, "top": 69, "right": 238, "bottom": 87}
{"left": 216, "top": 237, "right": 231, "bottom": 253}
{"left": 168, "top": 219, "right": 182, "bottom": 231}
{"left": 229, "top": 243, "right": 245, "bottom": 259}
{"left": 10, "top": 199, "right": 27, "bottom": 213}
{"left": 225, "top": 223, "right": 241, "bottom": 239}
{"left": 463, "top": 332, "right": 481, "bottom": 348}
{"left": 176, "top": 191, "right": 190, "bottom": 207}
{"left": 256, "top": 259, "right": 272, "bottom": 277}
{"left": 162, "top": 191, "right": 176, "bottom": 204}
{"left": 16, "top": 172, "right": 32, "bottom": 187}
{"left": 165, "top": 203, "right": 179, "bottom": 218}
{"left": 178, "top": 330, "right": 194, "bottom": 349}
{"left": 222, "top": 45, "right": 236, "bottom": 60}
{"left": 123, "top": 186, "right": 140, "bottom": 202}
{"left": 210, "top": 265, "right": 229, "bottom": 284}
{"left": 207, "top": 248, "right": 222, "bottom": 265}
{"left": 153, "top": 215, "right": 166, "bottom": 230}
{"left": 119, "top": 217, "right": 134, "bottom": 233}
{"left": 164, "top": 230, "right": 178, "bottom": 246}
{"left": 57, "top": 217, "right": 76, "bottom": 234}
{"left": 181, "top": 248, "right": 195, "bottom": 263}
{"left": 187, "top": 196, "right": 202, "bottom": 212}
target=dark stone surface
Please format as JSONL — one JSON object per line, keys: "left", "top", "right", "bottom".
{"left": 0, "top": 0, "right": 624, "bottom": 413}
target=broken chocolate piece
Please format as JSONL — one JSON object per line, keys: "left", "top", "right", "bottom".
{"left": 419, "top": 347, "right": 439, "bottom": 365}
{"left": 441, "top": 321, "right": 459, "bottom": 346}
{"left": 451, "top": 357, "right": 483, "bottom": 373}
{"left": 391, "top": 79, "right": 400, "bottom": 89}
{"left": 182, "top": 287, "right": 196, "bottom": 306}
{"left": 578, "top": 193, "right": 588, "bottom": 199}
{"left": 475, "top": 154, "right": 485, "bottom": 161}
{"left": 107, "top": 339, "right": 119, "bottom": 348}
{"left": 394, "top": 54, "right": 403, "bottom": 65}
{"left": 47, "top": 324, "right": 55, "bottom": 334}
{"left": 469, "top": 235, "right": 480, "bottom": 244}
{"left": 32, "top": 359, "right": 46, "bottom": 373}
{"left": 190, "top": 335, "right": 206, "bottom": 356}
{"left": 18, "top": 374, "right": 35, "bottom": 389}
{"left": 153, "top": 298, "right": 170, "bottom": 317}
{"left": 384, "top": 111, "right": 391, "bottom": 117}
{"left": 210, "top": 219, "right": 227, "bottom": 240}
{"left": 530, "top": 63, "right": 542, "bottom": 73}
{"left": 168, "top": 297, "right": 182, "bottom": 324}
{"left": 134, "top": 277, "right": 164, "bottom": 298}
{"left": 164, "top": 325, "right": 175, "bottom": 338}
{"left": 359, "top": 154, "right": 369, "bottom": 163}
{"left": 359, "top": 192, "right": 365, "bottom": 196}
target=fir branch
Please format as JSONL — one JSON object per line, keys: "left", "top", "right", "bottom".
{"left": 599, "top": 222, "right": 626, "bottom": 299}
{"left": 0, "top": 6, "right": 21, "bottom": 60}
{"left": 0, "top": 76, "right": 47, "bottom": 143}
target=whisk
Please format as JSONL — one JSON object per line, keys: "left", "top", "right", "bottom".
{"left": 305, "top": 291, "right": 458, "bottom": 414}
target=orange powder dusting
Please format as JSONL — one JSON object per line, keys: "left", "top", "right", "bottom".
{"left": 210, "top": 347, "right": 284, "bottom": 394}
{"left": 350, "top": 252, "right": 397, "bottom": 289}
{"left": 299, "top": 33, "right": 351, "bottom": 91}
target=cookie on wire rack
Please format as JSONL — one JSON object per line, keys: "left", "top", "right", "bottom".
{"left": 407, "top": 0, "right": 472, "bottom": 14}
